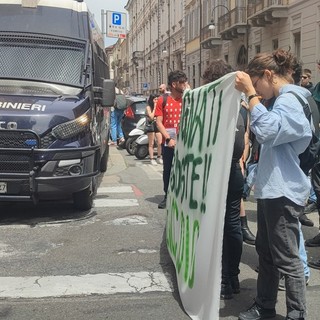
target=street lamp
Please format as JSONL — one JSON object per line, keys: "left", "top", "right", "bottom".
{"left": 208, "top": 4, "right": 229, "bottom": 31}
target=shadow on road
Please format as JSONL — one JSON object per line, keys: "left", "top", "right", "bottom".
{"left": 0, "top": 201, "right": 96, "bottom": 227}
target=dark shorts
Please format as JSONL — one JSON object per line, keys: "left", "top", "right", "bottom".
{"left": 145, "top": 122, "right": 159, "bottom": 133}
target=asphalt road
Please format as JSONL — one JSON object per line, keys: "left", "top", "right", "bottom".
{"left": 0, "top": 146, "right": 319, "bottom": 320}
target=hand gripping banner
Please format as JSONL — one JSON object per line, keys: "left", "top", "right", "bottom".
{"left": 166, "top": 72, "right": 241, "bottom": 320}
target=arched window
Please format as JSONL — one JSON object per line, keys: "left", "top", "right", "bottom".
{"left": 237, "top": 45, "right": 247, "bottom": 71}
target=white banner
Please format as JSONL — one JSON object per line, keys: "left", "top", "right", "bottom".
{"left": 166, "top": 72, "right": 241, "bottom": 320}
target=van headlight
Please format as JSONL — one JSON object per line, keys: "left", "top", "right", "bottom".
{"left": 52, "top": 111, "right": 90, "bottom": 140}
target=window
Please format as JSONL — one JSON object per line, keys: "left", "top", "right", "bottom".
{"left": 255, "top": 45, "right": 261, "bottom": 54}
{"left": 293, "top": 32, "right": 301, "bottom": 59}
{"left": 272, "top": 39, "right": 278, "bottom": 51}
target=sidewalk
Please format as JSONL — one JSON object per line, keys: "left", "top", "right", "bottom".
{"left": 219, "top": 194, "right": 320, "bottom": 319}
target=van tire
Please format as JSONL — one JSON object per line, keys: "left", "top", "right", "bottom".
{"left": 73, "top": 183, "right": 94, "bottom": 211}
{"left": 100, "top": 146, "right": 109, "bottom": 172}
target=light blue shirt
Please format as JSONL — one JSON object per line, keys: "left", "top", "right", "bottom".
{"left": 250, "top": 84, "right": 312, "bottom": 206}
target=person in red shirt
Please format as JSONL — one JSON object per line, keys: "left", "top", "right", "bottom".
{"left": 155, "top": 70, "right": 188, "bottom": 209}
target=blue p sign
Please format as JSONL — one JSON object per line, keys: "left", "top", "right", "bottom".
{"left": 112, "top": 13, "right": 121, "bottom": 25}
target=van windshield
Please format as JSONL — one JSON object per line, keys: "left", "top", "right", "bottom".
{"left": 0, "top": 32, "right": 87, "bottom": 88}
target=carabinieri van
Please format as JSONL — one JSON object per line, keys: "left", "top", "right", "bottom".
{"left": 0, "top": 0, "right": 115, "bottom": 210}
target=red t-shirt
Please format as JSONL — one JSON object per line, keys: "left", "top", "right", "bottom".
{"left": 154, "top": 95, "right": 182, "bottom": 138}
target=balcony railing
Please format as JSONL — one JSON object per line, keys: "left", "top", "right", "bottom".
{"left": 218, "top": 6, "right": 247, "bottom": 40}
{"left": 247, "top": 0, "right": 289, "bottom": 27}
{"left": 200, "top": 24, "right": 222, "bottom": 49}
{"left": 132, "top": 51, "right": 143, "bottom": 59}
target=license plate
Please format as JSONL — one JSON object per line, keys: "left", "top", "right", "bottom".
{"left": 0, "top": 182, "right": 7, "bottom": 193}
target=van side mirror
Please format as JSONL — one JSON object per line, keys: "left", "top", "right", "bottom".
{"left": 102, "top": 79, "right": 115, "bottom": 107}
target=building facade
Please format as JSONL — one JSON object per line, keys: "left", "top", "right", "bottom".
{"left": 109, "top": 0, "right": 320, "bottom": 94}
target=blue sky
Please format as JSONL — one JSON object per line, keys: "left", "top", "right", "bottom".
{"left": 85, "top": 0, "right": 128, "bottom": 47}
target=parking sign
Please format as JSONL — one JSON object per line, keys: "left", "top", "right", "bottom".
{"left": 106, "top": 11, "right": 127, "bottom": 39}
{"left": 112, "top": 13, "right": 121, "bottom": 25}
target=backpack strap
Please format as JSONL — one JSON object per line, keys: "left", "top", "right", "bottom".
{"left": 288, "top": 91, "right": 312, "bottom": 123}
{"left": 288, "top": 91, "right": 320, "bottom": 137}
{"left": 162, "top": 93, "right": 168, "bottom": 108}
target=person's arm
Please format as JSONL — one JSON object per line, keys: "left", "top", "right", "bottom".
{"left": 155, "top": 97, "right": 175, "bottom": 148}
{"left": 145, "top": 105, "right": 152, "bottom": 120}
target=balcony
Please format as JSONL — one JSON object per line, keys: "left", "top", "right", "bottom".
{"left": 218, "top": 6, "right": 247, "bottom": 40}
{"left": 247, "top": 0, "right": 289, "bottom": 27}
{"left": 200, "top": 24, "right": 222, "bottom": 49}
{"left": 132, "top": 51, "right": 143, "bottom": 66}
{"left": 132, "top": 51, "right": 143, "bottom": 59}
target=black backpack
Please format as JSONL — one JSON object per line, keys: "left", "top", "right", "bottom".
{"left": 289, "top": 91, "right": 320, "bottom": 174}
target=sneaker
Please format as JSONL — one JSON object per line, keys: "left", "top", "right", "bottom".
{"left": 304, "top": 201, "right": 317, "bottom": 214}
{"left": 305, "top": 233, "right": 320, "bottom": 247}
{"left": 238, "top": 302, "right": 276, "bottom": 320}
{"left": 157, "top": 157, "right": 163, "bottom": 164}
{"left": 308, "top": 259, "right": 320, "bottom": 270}
{"left": 150, "top": 159, "right": 157, "bottom": 165}
{"left": 158, "top": 196, "right": 167, "bottom": 209}
{"left": 299, "top": 214, "right": 314, "bottom": 227}
{"left": 220, "top": 283, "right": 233, "bottom": 300}
{"left": 230, "top": 276, "right": 240, "bottom": 294}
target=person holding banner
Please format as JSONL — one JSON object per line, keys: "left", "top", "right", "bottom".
{"left": 203, "top": 60, "right": 248, "bottom": 300}
{"left": 155, "top": 70, "right": 188, "bottom": 209}
{"left": 235, "top": 49, "right": 311, "bottom": 320}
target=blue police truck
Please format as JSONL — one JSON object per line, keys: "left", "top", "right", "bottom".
{"left": 0, "top": 0, "right": 115, "bottom": 210}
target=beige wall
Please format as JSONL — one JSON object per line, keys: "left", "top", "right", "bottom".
{"left": 112, "top": 0, "right": 320, "bottom": 93}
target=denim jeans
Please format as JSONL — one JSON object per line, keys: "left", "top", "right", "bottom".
{"left": 222, "top": 162, "right": 244, "bottom": 284}
{"left": 299, "top": 222, "right": 310, "bottom": 278}
{"left": 162, "top": 145, "right": 174, "bottom": 195}
{"left": 243, "top": 162, "right": 257, "bottom": 198}
{"left": 255, "top": 197, "right": 306, "bottom": 319}
{"left": 110, "top": 108, "right": 124, "bottom": 142}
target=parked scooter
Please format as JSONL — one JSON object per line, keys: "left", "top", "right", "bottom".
{"left": 125, "top": 117, "right": 146, "bottom": 155}
{"left": 134, "top": 132, "right": 159, "bottom": 160}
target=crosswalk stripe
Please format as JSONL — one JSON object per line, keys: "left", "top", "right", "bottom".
{"left": 94, "top": 198, "right": 139, "bottom": 207}
{"left": 97, "top": 186, "right": 133, "bottom": 194}
{"left": 137, "top": 163, "right": 162, "bottom": 180}
{"left": 0, "top": 272, "right": 173, "bottom": 298}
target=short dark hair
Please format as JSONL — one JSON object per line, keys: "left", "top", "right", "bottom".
{"left": 168, "top": 70, "right": 187, "bottom": 86}
{"left": 292, "top": 58, "right": 303, "bottom": 85}
{"left": 202, "top": 59, "right": 233, "bottom": 84}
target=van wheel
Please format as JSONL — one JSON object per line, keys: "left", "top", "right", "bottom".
{"left": 73, "top": 179, "right": 96, "bottom": 211}
{"left": 135, "top": 145, "right": 148, "bottom": 160}
{"left": 100, "top": 146, "right": 109, "bottom": 172}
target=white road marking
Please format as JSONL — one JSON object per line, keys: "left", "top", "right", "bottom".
{"left": 105, "top": 215, "right": 148, "bottom": 225}
{"left": 97, "top": 186, "right": 133, "bottom": 194}
{"left": 117, "top": 249, "right": 158, "bottom": 255}
{"left": 137, "top": 163, "right": 162, "bottom": 180}
{"left": 0, "top": 243, "right": 19, "bottom": 257}
{"left": 0, "top": 272, "right": 173, "bottom": 298}
{"left": 94, "top": 199, "right": 139, "bottom": 207}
